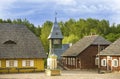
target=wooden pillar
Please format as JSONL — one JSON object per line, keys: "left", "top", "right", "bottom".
{"left": 67, "top": 57, "right": 68, "bottom": 68}
{"left": 71, "top": 57, "right": 72, "bottom": 69}
{"left": 72, "top": 57, "right": 74, "bottom": 68}
{"left": 65, "top": 57, "right": 66, "bottom": 66}
{"left": 71, "top": 57, "right": 72, "bottom": 68}
{"left": 75, "top": 57, "right": 77, "bottom": 69}
{"left": 73, "top": 58, "right": 74, "bottom": 69}
{"left": 70, "top": 57, "right": 71, "bottom": 68}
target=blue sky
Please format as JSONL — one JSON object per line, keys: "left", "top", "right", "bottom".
{"left": 0, "top": 0, "right": 120, "bottom": 26}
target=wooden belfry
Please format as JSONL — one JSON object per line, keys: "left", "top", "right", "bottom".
{"left": 46, "top": 13, "right": 61, "bottom": 76}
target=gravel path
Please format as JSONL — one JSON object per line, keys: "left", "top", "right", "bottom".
{"left": 0, "top": 70, "right": 120, "bottom": 79}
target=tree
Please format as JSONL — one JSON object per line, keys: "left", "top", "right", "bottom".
{"left": 40, "top": 21, "right": 53, "bottom": 52}
{"left": 63, "top": 34, "right": 79, "bottom": 44}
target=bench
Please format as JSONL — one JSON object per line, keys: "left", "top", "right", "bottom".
{"left": 16, "top": 67, "right": 37, "bottom": 72}
{"left": 0, "top": 68, "right": 11, "bottom": 73}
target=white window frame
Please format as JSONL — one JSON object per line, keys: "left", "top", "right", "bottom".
{"left": 0, "top": 61, "right": 1, "bottom": 67}
{"left": 6, "top": 60, "right": 18, "bottom": 67}
{"left": 22, "top": 60, "right": 34, "bottom": 67}
{"left": 95, "top": 57, "right": 99, "bottom": 65}
{"left": 119, "top": 58, "right": 120, "bottom": 66}
{"left": 101, "top": 59, "right": 106, "bottom": 66}
{"left": 112, "top": 59, "right": 118, "bottom": 67}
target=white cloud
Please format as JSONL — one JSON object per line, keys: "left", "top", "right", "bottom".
{"left": 54, "top": 0, "right": 76, "bottom": 6}
{"left": 21, "top": 0, "right": 77, "bottom": 5}
{"left": 0, "top": 0, "right": 17, "bottom": 18}
{"left": 0, "top": 0, "right": 120, "bottom": 25}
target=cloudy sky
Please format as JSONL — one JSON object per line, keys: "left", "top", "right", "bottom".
{"left": 0, "top": 0, "right": 120, "bottom": 26}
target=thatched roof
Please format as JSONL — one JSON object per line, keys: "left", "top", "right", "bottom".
{"left": 62, "top": 35, "right": 111, "bottom": 57}
{"left": 100, "top": 38, "right": 120, "bottom": 56}
{"left": 48, "top": 17, "right": 63, "bottom": 39}
{"left": 0, "top": 23, "right": 47, "bottom": 59}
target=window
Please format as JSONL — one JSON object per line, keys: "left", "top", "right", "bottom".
{"left": 119, "top": 58, "right": 120, "bottom": 66}
{"left": 26, "top": 60, "right": 31, "bottom": 66}
{"left": 22, "top": 60, "right": 34, "bottom": 67}
{"left": 72, "top": 58, "right": 75, "bottom": 65}
{"left": 101, "top": 59, "right": 106, "bottom": 66}
{"left": 0, "top": 61, "right": 1, "bottom": 67}
{"left": 53, "top": 39, "right": 60, "bottom": 44}
{"left": 53, "top": 39, "right": 62, "bottom": 49}
{"left": 9, "top": 60, "right": 14, "bottom": 67}
{"left": 95, "top": 57, "right": 99, "bottom": 65}
{"left": 6, "top": 60, "right": 18, "bottom": 67}
{"left": 4, "top": 40, "right": 16, "bottom": 44}
{"left": 68, "top": 58, "right": 70, "bottom": 65}
{"left": 112, "top": 59, "right": 118, "bottom": 67}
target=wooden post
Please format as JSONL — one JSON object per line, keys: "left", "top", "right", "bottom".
{"left": 98, "top": 44, "right": 101, "bottom": 73}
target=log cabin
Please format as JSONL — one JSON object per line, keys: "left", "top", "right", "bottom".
{"left": 61, "top": 35, "right": 111, "bottom": 69}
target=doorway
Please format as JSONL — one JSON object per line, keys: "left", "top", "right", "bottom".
{"left": 107, "top": 60, "right": 111, "bottom": 71}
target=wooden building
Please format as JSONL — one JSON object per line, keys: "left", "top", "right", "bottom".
{"left": 61, "top": 35, "right": 111, "bottom": 69}
{"left": 0, "top": 23, "right": 47, "bottom": 73}
{"left": 100, "top": 38, "right": 120, "bottom": 71}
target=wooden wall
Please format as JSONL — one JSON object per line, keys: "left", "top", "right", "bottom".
{"left": 0, "top": 58, "right": 45, "bottom": 73}
{"left": 62, "top": 45, "right": 109, "bottom": 69}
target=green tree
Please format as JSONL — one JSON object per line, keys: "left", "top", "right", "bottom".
{"left": 63, "top": 34, "right": 79, "bottom": 44}
{"left": 40, "top": 21, "right": 53, "bottom": 52}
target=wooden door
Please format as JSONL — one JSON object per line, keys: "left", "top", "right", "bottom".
{"left": 108, "top": 60, "right": 111, "bottom": 70}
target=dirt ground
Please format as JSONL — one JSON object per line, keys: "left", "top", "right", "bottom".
{"left": 0, "top": 70, "right": 120, "bottom": 79}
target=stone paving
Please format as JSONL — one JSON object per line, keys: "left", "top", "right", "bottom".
{"left": 0, "top": 70, "right": 120, "bottom": 79}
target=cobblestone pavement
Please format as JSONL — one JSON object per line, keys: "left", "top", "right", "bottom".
{"left": 0, "top": 70, "right": 120, "bottom": 79}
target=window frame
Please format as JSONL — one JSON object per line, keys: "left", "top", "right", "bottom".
{"left": 22, "top": 60, "right": 34, "bottom": 67}
{"left": 119, "top": 58, "right": 120, "bottom": 66}
{"left": 6, "top": 60, "right": 18, "bottom": 67}
{"left": 112, "top": 59, "right": 118, "bottom": 67}
{"left": 101, "top": 59, "right": 106, "bottom": 66}
{"left": 95, "top": 57, "right": 99, "bottom": 65}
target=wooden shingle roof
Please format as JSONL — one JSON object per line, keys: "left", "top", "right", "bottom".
{"left": 0, "top": 23, "right": 47, "bottom": 58}
{"left": 100, "top": 38, "right": 120, "bottom": 56}
{"left": 48, "top": 17, "right": 63, "bottom": 39}
{"left": 62, "top": 35, "right": 111, "bottom": 57}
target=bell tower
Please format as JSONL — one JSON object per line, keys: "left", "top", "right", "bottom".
{"left": 48, "top": 13, "right": 63, "bottom": 54}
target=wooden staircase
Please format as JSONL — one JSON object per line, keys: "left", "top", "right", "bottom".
{"left": 57, "top": 61, "right": 70, "bottom": 70}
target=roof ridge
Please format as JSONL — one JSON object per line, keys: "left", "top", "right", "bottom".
{"left": 91, "top": 35, "right": 100, "bottom": 44}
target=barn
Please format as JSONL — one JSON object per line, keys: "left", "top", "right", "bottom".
{"left": 61, "top": 35, "right": 111, "bottom": 69}
{"left": 0, "top": 23, "right": 47, "bottom": 73}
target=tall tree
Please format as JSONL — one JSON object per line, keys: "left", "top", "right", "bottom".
{"left": 40, "top": 21, "right": 53, "bottom": 52}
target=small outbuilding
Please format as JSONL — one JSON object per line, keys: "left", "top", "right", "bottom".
{"left": 100, "top": 38, "right": 120, "bottom": 72}
{"left": 0, "top": 23, "right": 47, "bottom": 73}
{"left": 61, "top": 35, "right": 111, "bottom": 69}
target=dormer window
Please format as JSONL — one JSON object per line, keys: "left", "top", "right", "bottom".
{"left": 55, "top": 32, "right": 58, "bottom": 35}
{"left": 3, "top": 40, "right": 16, "bottom": 44}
